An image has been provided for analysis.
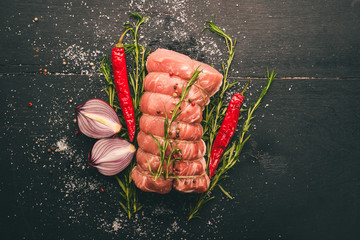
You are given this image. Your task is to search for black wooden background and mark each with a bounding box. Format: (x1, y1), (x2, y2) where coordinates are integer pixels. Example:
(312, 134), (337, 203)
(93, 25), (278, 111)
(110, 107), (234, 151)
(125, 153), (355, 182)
(1, 0), (360, 239)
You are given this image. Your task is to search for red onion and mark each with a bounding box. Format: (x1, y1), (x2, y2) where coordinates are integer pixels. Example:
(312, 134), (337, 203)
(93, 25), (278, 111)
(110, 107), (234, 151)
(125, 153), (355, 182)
(76, 99), (121, 139)
(89, 138), (136, 176)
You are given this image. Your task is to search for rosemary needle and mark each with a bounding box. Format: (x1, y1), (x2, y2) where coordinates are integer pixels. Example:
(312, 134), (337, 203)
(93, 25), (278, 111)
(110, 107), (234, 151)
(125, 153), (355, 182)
(188, 16), (276, 220)
(99, 12), (149, 219)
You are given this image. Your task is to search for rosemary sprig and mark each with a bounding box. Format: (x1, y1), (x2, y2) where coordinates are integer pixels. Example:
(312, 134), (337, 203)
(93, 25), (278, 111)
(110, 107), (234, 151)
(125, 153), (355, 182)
(201, 16), (239, 167)
(150, 69), (202, 180)
(98, 57), (117, 108)
(188, 69), (276, 220)
(115, 163), (142, 219)
(99, 12), (149, 219)
(188, 16), (275, 220)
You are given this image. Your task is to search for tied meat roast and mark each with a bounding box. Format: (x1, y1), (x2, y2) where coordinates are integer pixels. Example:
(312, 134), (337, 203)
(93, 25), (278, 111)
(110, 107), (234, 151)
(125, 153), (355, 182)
(131, 49), (223, 193)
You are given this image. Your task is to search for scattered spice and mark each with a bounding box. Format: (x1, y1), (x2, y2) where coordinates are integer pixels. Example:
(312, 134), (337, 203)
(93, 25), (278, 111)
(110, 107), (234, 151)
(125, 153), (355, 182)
(191, 102), (195, 106)
(188, 99), (192, 103)
(69, 99), (73, 103)
(100, 188), (105, 193)
(172, 93), (177, 97)
(47, 149), (51, 152)
(43, 69), (48, 75)
(28, 102), (33, 107)
(89, 62), (94, 66)
(34, 17), (38, 22)
(35, 141), (39, 144)
(49, 170), (53, 175)
(51, 147), (55, 151)
(173, 85), (177, 89)
(156, 110), (160, 114)
(75, 130), (79, 135)
(73, 118), (77, 123)
(62, 61), (67, 65)
(169, 72), (174, 76)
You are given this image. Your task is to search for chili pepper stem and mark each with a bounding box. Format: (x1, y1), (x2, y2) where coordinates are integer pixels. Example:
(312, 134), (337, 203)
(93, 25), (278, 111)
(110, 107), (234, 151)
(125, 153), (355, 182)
(240, 77), (251, 95)
(114, 28), (133, 48)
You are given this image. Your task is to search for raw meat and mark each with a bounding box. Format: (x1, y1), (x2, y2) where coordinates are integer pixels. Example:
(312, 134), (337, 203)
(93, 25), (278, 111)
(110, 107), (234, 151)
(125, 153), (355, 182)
(144, 72), (210, 107)
(139, 114), (203, 141)
(140, 92), (202, 123)
(136, 148), (173, 174)
(131, 165), (172, 194)
(137, 131), (206, 161)
(173, 174), (210, 193)
(131, 48), (223, 194)
(173, 158), (206, 176)
(146, 49), (223, 97)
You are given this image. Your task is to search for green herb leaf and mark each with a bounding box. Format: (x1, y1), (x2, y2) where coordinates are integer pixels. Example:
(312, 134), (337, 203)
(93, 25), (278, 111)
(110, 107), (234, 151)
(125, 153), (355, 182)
(188, 16), (275, 220)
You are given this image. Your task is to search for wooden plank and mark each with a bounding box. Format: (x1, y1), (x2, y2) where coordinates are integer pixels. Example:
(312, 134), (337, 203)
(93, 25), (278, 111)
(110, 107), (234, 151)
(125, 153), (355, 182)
(1, 74), (359, 239)
(0, 0), (359, 77)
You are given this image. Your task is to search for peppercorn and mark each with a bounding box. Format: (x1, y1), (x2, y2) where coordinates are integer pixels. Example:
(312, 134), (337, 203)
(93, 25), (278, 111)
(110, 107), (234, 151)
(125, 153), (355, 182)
(176, 133), (179, 138)
(156, 110), (160, 114)
(174, 85), (177, 89)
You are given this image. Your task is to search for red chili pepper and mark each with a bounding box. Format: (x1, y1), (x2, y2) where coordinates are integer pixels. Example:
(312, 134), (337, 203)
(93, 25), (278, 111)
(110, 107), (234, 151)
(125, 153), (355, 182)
(111, 29), (136, 142)
(208, 79), (250, 178)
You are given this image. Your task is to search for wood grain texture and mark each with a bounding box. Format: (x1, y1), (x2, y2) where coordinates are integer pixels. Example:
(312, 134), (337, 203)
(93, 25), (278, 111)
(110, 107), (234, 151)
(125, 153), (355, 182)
(0, 0), (359, 77)
(1, 0), (360, 239)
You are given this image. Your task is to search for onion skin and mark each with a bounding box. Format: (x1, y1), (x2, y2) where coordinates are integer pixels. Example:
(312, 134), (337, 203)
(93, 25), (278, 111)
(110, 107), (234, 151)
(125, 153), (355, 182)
(75, 99), (121, 139)
(89, 138), (136, 176)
